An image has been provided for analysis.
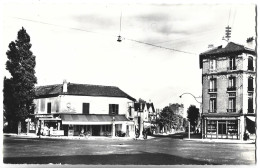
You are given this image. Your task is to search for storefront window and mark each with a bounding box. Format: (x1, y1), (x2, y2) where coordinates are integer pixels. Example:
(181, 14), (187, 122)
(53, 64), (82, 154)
(227, 120), (238, 139)
(206, 120), (217, 136)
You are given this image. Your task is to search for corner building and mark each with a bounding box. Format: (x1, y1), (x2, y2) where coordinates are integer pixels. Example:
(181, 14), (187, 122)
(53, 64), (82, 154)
(199, 42), (256, 140)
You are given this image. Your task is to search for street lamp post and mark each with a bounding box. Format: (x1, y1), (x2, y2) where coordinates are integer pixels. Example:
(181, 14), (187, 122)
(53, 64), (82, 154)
(179, 93), (202, 139)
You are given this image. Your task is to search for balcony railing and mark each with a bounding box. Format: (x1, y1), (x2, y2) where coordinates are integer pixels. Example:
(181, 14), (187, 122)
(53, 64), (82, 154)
(208, 88), (217, 93)
(227, 87), (236, 92)
(227, 109), (236, 113)
(248, 67), (254, 71)
(208, 109), (217, 113)
(228, 66), (237, 70)
(248, 87), (254, 92)
(248, 109), (254, 113)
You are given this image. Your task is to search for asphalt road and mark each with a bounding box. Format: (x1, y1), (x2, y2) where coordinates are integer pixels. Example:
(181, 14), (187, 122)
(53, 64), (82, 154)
(3, 134), (256, 165)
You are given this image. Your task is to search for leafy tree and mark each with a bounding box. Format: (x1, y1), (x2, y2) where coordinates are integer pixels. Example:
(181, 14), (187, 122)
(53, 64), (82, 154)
(3, 27), (37, 133)
(187, 105), (200, 131)
(155, 106), (183, 132)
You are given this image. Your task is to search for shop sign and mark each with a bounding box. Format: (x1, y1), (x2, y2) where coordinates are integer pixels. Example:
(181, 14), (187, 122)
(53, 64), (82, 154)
(36, 114), (53, 118)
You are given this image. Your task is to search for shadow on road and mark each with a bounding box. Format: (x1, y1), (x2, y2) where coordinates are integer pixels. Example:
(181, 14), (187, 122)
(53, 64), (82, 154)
(152, 132), (202, 139)
(4, 152), (216, 165)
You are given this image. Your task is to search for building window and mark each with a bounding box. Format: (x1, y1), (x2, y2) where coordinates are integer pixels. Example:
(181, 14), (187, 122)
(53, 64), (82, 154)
(209, 98), (217, 113)
(227, 98), (236, 112)
(47, 102), (51, 114)
(229, 57), (236, 70)
(248, 97), (254, 113)
(227, 77), (236, 91)
(248, 56), (254, 71)
(128, 106), (132, 118)
(209, 78), (217, 92)
(82, 103), (90, 114)
(248, 77), (254, 92)
(109, 104), (119, 115)
(209, 59), (216, 70)
(102, 125), (111, 132)
(206, 120), (217, 135)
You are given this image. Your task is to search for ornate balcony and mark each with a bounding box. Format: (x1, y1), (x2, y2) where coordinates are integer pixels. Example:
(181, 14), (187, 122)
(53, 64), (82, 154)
(208, 109), (217, 113)
(248, 87), (254, 92)
(227, 87), (236, 92)
(227, 109), (236, 113)
(208, 88), (217, 93)
(227, 66), (237, 70)
(248, 109), (254, 114)
(248, 67), (254, 71)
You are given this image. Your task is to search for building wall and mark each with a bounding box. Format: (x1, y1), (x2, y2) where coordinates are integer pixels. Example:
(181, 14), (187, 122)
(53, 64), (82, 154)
(34, 95), (132, 116)
(201, 50), (256, 139)
(34, 96), (61, 114)
(201, 53), (256, 115)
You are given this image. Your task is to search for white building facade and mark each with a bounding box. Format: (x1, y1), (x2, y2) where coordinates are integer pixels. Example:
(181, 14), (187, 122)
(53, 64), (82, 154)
(31, 81), (136, 138)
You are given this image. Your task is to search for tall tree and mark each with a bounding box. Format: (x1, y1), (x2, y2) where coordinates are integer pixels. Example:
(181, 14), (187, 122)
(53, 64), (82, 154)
(187, 105), (200, 131)
(156, 106), (183, 132)
(4, 27), (37, 133)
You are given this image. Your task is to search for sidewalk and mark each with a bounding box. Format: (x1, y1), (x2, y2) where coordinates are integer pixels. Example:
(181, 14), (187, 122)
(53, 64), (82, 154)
(3, 133), (154, 141)
(183, 137), (255, 144)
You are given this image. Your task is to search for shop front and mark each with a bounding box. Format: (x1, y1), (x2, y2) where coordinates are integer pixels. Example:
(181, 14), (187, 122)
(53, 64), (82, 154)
(203, 116), (241, 139)
(34, 114), (63, 136)
(60, 114), (135, 137)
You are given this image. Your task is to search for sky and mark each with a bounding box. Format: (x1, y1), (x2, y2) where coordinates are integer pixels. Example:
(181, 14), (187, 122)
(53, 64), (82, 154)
(0, 0), (257, 114)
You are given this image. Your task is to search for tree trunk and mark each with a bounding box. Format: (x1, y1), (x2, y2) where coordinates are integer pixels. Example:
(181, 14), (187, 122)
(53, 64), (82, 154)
(18, 121), (21, 134)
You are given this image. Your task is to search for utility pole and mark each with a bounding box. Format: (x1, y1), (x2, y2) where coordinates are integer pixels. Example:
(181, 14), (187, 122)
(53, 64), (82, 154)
(225, 26), (232, 41)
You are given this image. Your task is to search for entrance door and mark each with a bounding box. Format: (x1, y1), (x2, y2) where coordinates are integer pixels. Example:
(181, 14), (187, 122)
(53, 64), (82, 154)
(218, 122), (227, 138)
(92, 125), (100, 136)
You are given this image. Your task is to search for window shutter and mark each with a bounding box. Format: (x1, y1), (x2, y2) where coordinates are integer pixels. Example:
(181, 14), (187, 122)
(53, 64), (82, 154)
(116, 105), (119, 115)
(109, 104), (112, 115)
(47, 102), (51, 114)
(248, 98), (253, 112)
(83, 103), (89, 114)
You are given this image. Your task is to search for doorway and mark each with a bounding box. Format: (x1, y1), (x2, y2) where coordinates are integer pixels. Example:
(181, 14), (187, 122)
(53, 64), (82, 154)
(218, 122), (227, 138)
(92, 125), (100, 136)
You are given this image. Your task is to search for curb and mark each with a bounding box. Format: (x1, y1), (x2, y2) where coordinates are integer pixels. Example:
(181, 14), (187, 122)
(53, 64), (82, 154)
(4, 133), (155, 141)
(183, 138), (255, 144)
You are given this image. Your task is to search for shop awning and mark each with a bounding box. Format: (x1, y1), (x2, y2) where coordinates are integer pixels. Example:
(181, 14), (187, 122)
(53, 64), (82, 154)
(39, 118), (61, 121)
(246, 116), (255, 122)
(60, 114), (129, 125)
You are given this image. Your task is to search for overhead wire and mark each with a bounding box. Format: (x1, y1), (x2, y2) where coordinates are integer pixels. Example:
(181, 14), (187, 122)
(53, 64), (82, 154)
(10, 16), (197, 55)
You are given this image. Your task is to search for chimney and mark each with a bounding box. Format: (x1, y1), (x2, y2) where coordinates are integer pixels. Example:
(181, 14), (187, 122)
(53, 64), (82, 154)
(208, 44), (214, 49)
(246, 37), (255, 50)
(63, 80), (67, 93)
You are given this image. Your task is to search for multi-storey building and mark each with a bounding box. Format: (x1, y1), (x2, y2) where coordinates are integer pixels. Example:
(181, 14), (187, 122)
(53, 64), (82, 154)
(199, 42), (256, 140)
(30, 80), (136, 138)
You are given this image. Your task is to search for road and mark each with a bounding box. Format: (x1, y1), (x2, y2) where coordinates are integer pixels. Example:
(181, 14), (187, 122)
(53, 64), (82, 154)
(3, 134), (255, 165)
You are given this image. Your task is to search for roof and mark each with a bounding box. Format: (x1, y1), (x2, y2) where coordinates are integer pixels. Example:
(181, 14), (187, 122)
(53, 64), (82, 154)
(35, 83), (136, 101)
(199, 42), (256, 69)
(60, 114), (129, 125)
(146, 103), (155, 113)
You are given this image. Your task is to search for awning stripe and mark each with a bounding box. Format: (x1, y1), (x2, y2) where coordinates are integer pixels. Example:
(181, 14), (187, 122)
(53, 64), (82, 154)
(60, 114), (129, 125)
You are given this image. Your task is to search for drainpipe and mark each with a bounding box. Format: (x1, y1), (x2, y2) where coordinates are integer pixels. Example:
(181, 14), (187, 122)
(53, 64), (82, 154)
(112, 116), (115, 138)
